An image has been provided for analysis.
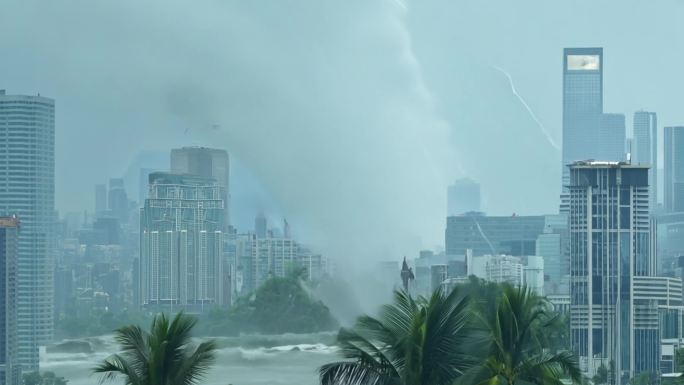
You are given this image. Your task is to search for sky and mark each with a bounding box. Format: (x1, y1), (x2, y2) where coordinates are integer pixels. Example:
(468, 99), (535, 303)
(1, 0), (683, 262)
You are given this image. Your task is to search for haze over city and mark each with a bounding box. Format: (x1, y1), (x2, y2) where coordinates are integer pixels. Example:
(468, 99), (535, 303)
(2, 1), (684, 385)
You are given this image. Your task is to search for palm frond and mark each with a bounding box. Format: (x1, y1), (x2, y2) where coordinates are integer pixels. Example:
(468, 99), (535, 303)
(173, 340), (218, 385)
(93, 353), (142, 385)
(319, 361), (395, 385)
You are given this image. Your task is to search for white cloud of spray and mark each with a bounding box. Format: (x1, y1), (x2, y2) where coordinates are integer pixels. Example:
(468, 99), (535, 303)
(0, 0), (456, 268)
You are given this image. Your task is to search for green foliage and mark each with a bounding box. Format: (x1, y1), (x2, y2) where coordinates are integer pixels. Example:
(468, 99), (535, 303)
(470, 284), (582, 385)
(629, 372), (652, 385)
(23, 371), (68, 385)
(198, 275), (338, 336)
(592, 363), (608, 385)
(319, 288), (474, 385)
(320, 284), (582, 385)
(93, 312), (217, 385)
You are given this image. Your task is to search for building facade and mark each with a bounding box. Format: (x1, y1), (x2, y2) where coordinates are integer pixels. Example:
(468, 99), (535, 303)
(447, 178), (481, 216)
(598, 113), (626, 162)
(140, 173), (227, 312)
(0, 217), (20, 385)
(664, 126), (684, 213)
(562, 48), (603, 191)
(445, 213), (545, 257)
(171, 147), (230, 226)
(569, 161), (655, 382)
(633, 111), (658, 212)
(0, 90), (55, 370)
(470, 254), (524, 287)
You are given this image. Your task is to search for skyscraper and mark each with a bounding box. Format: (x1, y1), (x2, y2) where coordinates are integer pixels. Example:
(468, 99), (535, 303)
(0, 90), (55, 370)
(0, 217), (20, 385)
(633, 111), (657, 212)
(170, 147), (230, 226)
(108, 178), (129, 224)
(597, 113), (626, 162)
(140, 172), (227, 311)
(664, 126), (684, 212)
(562, 48), (603, 190)
(94, 184), (107, 217)
(447, 178), (481, 216)
(445, 213), (546, 257)
(254, 213), (267, 238)
(569, 161), (656, 381)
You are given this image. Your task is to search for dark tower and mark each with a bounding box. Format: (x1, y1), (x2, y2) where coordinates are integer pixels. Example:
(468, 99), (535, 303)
(400, 257), (414, 292)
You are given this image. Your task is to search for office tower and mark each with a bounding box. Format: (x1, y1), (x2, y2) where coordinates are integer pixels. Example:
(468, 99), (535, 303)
(445, 213), (545, 257)
(536, 231), (560, 279)
(171, 147), (230, 226)
(0, 217), (20, 385)
(254, 213), (267, 238)
(569, 161), (656, 381)
(430, 264), (448, 293)
(447, 178), (481, 216)
(664, 126), (684, 212)
(562, 48), (603, 191)
(108, 178), (129, 223)
(140, 172), (227, 311)
(536, 214), (570, 294)
(524, 256), (544, 295)
(95, 184), (107, 218)
(598, 113), (626, 161)
(633, 111), (658, 212)
(0, 90), (55, 370)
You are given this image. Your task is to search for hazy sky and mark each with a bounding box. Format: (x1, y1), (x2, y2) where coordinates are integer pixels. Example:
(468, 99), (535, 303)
(1, 0), (683, 261)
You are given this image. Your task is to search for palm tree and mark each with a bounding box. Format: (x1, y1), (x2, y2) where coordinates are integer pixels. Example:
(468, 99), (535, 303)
(94, 312), (217, 385)
(469, 284), (582, 385)
(319, 288), (474, 385)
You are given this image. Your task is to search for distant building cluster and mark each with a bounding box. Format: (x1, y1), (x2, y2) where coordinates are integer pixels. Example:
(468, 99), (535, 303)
(4, 44), (684, 385)
(392, 48), (684, 385)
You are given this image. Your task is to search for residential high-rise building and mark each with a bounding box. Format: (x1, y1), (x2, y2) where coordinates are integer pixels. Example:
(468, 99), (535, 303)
(470, 254), (524, 287)
(95, 184), (107, 218)
(140, 172), (227, 312)
(0, 217), (20, 385)
(633, 111), (658, 212)
(447, 178), (481, 216)
(138, 168), (156, 206)
(170, 147), (229, 226)
(0, 90), (55, 370)
(598, 113), (626, 162)
(445, 213), (545, 257)
(562, 48), (603, 191)
(233, 234), (298, 293)
(664, 126), (684, 213)
(569, 161), (656, 382)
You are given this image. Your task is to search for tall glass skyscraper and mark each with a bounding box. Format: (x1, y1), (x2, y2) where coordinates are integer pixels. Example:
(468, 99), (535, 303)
(0, 90), (54, 370)
(0, 217), (20, 385)
(562, 48), (603, 191)
(598, 113), (626, 162)
(633, 112), (658, 212)
(664, 126), (684, 213)
(569, 161), (656, 383)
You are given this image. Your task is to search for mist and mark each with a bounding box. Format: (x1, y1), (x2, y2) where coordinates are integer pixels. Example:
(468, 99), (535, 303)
(2, 0), (683, 263)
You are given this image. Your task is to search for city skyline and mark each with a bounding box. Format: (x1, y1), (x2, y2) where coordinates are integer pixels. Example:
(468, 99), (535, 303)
(4, 1), (684, 266)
